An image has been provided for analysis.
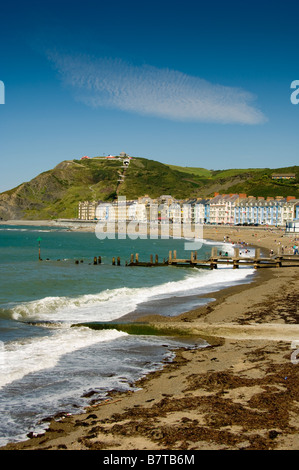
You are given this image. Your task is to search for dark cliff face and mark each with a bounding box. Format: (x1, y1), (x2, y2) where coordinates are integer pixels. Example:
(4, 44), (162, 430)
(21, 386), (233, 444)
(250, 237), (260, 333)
(0, 191), (26, 220)
(0, 160), (101, 220)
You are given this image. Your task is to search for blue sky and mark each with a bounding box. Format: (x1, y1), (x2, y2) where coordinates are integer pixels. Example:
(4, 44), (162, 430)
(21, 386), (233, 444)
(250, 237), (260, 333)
(0, 0), (299, 192)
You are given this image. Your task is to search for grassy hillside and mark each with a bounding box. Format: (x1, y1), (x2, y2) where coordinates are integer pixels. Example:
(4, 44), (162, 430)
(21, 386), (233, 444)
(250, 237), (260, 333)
(117, 157), (204, 199)
(0, 157), (205, 219)
(0, 156), (298, 220)
(167, 165), (212, 178)
(0, 159), (121, 220)
(165, 164), (299, 199)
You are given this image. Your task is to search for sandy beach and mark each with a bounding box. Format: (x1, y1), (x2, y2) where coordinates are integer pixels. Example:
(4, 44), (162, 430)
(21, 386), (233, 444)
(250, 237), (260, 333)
(1, 224), (299, 450)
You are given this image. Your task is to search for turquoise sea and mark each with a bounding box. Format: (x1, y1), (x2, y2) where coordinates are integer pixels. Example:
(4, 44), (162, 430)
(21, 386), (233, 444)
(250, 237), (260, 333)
(0, 225), (255, 446)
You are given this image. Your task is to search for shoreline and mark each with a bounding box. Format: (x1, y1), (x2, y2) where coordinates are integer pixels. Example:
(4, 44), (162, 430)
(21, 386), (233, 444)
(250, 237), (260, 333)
(0, 217), (297, 252)
(1, 224), (299, 450)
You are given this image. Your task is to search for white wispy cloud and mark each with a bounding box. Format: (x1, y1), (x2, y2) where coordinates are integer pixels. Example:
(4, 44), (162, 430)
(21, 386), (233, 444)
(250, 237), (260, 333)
(48, 52), (266, 125)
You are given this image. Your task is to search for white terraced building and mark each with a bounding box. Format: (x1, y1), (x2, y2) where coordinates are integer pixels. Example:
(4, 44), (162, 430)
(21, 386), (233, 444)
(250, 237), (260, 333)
(208, 194), (241, 225)
(78, 194), (299, 228)
(234, 197), (299, 226)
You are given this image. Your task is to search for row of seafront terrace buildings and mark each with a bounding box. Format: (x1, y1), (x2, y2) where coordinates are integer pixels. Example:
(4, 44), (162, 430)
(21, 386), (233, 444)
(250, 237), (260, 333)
(78, 193), (299, 231)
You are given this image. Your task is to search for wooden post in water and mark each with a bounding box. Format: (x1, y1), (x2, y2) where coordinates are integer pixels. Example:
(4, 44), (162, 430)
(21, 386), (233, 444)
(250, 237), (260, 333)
(93, 256), (98, 265)
(275, 246), (282, 268)
(155, 254), (159, 264)
(117, 257), (121, 266)
(112, 257), (115, 265)
(135, 253), (139, 264)
(150, 254), (153, 265)
(210, 247), (218, 269)
(130, 254), (134, 264)
(173, 250), (177, 261)
(233, 247), (239, 269)
(190, 252), (194, 263)
(37, 237), (42, 261)
(168, 251), (172, 264)
(254, 248), (261, 269)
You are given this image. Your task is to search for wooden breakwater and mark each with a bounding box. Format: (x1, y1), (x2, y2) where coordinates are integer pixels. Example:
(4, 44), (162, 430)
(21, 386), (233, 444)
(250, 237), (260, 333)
(41, 247), (299, 269)
(90, 247), (299, 269)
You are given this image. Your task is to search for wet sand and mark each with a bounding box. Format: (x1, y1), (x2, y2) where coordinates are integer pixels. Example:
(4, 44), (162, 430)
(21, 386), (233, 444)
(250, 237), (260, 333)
(1, 225), (299, 450)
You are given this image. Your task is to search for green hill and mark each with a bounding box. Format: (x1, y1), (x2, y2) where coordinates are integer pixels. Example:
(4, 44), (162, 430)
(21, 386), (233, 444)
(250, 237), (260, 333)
(0, 156), (298, 220)
(165, 164), (299, 199)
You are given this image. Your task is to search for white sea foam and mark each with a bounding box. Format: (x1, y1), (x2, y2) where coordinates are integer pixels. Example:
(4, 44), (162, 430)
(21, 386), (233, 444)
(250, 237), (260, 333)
(0, 232), (257, 445)
(0, 245), (255, 389)
(0, 327), (126, 389)
(0, 228), (67, 232)
(8, 264), (255, 324)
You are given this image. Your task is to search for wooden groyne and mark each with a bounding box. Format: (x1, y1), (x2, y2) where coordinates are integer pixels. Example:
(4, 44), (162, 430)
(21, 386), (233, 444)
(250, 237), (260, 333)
(78, 247), (298, 269)
(124, 247), (299, 269)
(42, 247), (299, 269)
